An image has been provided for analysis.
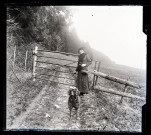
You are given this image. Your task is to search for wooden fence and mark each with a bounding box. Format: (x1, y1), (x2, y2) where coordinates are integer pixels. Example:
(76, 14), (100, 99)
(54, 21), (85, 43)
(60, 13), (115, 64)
(82, 70), (145, 102)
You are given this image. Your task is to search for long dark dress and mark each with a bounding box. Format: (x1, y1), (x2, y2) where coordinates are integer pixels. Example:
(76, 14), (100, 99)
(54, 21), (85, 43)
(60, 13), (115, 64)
(76, 53), (92, 94)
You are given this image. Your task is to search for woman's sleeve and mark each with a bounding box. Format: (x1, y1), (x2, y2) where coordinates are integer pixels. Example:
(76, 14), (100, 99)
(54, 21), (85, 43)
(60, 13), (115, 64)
(76, 58), (79, 71)
(86, 54), (92, 66)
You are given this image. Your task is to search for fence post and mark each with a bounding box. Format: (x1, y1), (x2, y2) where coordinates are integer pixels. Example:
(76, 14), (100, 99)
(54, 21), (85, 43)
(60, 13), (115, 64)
(92, 61), (97, 87)
(119, 85), (128, 104)
(95, 61), (101, 85)
(13, 45), (16, 71)
(33, 46), (38, 81)
(120, 76), (130, 104)
(25, 50), (28, 71)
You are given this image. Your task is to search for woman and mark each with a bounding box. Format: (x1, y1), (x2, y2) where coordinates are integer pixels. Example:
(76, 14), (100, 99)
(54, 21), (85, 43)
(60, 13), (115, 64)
(75, 47), (92, 96)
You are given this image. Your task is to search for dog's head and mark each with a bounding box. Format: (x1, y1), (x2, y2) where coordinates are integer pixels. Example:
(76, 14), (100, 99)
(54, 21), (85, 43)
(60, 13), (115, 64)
(68, 86), (80, 96)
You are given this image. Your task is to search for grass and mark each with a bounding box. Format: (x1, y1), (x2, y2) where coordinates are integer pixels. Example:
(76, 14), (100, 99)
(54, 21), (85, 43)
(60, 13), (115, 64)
(6, 66), (54, 128)
(87, 62), (145, 132)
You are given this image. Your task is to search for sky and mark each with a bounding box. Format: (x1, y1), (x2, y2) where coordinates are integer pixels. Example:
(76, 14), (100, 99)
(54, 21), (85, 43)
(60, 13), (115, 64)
(69, 6), (146, 70)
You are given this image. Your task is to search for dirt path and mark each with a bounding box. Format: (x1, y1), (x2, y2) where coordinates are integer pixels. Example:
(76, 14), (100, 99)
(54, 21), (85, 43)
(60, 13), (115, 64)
(10, 67), (82, 130)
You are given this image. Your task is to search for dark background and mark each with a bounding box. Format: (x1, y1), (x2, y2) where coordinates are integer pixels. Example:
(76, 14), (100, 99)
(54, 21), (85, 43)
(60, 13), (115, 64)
(0, 0), (149, 135)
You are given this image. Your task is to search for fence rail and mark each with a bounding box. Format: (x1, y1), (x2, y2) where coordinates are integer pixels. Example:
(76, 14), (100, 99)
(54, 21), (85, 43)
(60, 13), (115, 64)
(34, 77), (75, 86)
(81, 70), (143, 89)
(35, 66), (75, 74)
(35, 73), (75, 80)
(36, 54), (78, 62)
(37, 49), (79, 56)
(36, 60), (76, 68)
(94, 86), (145, 100)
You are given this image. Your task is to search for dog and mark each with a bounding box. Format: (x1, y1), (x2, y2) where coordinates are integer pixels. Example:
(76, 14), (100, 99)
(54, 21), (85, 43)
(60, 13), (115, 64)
(68, 86), (80, 120)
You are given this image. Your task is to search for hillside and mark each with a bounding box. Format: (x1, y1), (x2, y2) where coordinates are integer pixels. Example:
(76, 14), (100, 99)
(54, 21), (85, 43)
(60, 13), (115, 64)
(92, 48), (115, 65)
(65, 29), (115, 65)
(89, 48), (146, 85)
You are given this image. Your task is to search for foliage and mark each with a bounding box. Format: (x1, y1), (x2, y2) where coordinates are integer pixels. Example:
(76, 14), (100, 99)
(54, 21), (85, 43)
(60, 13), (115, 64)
(7, 6), (72, 73)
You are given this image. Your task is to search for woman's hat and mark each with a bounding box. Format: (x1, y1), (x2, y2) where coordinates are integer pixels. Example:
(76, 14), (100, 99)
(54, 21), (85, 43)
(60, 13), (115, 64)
(78, 47), (85, 53)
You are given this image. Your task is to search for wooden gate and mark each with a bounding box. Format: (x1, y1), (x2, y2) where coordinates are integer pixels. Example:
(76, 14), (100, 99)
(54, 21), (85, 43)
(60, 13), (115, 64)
(32, 46), (79, 87)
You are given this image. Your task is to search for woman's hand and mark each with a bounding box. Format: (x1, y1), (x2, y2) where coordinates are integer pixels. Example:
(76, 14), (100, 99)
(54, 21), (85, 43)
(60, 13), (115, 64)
(81, 64), (86, 67)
